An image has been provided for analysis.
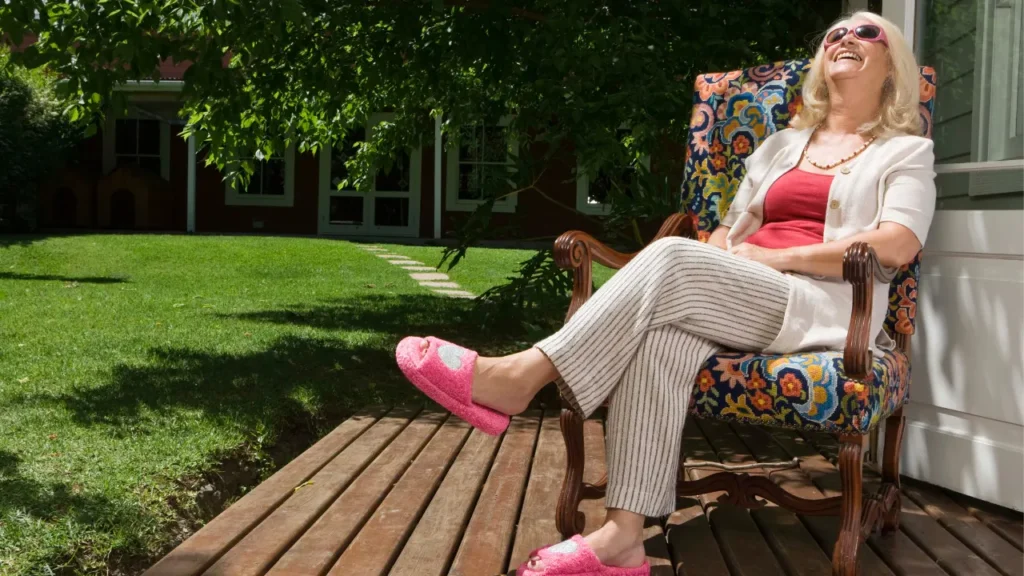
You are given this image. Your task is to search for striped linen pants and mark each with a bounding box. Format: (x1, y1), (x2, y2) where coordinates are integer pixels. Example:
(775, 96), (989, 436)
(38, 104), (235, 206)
(535, 236), (791, 516)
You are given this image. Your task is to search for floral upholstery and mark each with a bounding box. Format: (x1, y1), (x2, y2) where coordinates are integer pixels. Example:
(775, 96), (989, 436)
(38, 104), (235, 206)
(692, 349), (911, 434)
(680, 59), (936, 434)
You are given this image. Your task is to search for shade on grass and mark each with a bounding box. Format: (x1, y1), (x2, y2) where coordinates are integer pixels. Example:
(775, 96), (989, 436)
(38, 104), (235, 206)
(0, 234), (557, 574)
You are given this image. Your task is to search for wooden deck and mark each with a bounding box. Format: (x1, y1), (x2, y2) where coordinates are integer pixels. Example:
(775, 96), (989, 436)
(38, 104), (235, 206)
(146, 407), (1024, 576)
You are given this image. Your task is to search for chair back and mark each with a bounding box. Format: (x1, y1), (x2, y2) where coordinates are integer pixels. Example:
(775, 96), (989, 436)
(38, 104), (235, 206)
(680, 59), (936, 340)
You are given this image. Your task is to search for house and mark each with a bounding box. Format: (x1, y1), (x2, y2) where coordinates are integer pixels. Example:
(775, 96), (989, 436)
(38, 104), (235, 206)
(36, 55), (655, 242)
(31, 0), (1024, 512)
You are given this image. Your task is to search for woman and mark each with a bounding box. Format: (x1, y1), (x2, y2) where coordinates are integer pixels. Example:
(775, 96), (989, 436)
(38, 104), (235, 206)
(396, 11), (935, 576)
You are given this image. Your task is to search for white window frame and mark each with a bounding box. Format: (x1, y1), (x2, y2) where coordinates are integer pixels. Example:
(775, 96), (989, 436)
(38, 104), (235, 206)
(445, 115), (519, 213)
(906, 0), (1024, 197)
(575, 125), (651, 215)
(103, 112), (171, 181)
(224, 145), (296, 208)
(317, 113), (422, 236)
(970, 0), (1023, 165)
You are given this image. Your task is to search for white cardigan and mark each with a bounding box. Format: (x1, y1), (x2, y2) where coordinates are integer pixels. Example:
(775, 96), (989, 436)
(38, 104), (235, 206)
(722, 128), (937, 355)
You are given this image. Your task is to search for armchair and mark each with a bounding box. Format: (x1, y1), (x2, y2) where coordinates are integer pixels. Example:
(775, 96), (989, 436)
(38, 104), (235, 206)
(552, 59), (936, 576)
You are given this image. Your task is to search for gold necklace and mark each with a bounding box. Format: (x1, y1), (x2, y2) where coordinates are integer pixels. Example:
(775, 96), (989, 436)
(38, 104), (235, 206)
(803, 130), (876, 171)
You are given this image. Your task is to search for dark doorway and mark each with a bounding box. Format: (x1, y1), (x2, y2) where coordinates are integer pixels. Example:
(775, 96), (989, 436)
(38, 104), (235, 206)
(52, 187), (77, 228)
(110, 189), (136, 229)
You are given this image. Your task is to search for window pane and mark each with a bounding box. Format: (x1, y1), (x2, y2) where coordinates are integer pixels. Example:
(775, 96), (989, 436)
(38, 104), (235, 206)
(375, 150), (410, 192)
(459, 125), (483, 162)
(458, 163), (482, 200)
(262, 159), (286, 195)
(137, 120), (161, 155)
(330, 196), (364, 225)
(331, 128), (365, 190)
(589, 173), (611, 205)
(243, 164), (262, 195)
(479, 164), (513, 201)
(374, 197), (409, 227)
(115, 119), (137, 155)
(590, 165), (636, 205)
(920, 0), (1024, 164)
(139, 156), (162, 176)
(483, 126), (509, 162)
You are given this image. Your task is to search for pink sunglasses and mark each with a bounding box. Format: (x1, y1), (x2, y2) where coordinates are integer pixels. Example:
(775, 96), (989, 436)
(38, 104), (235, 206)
(823, 24), (889, 48)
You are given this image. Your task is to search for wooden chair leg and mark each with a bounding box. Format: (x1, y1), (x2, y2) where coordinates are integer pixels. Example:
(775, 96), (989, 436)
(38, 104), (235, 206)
(881, 407), (906, 533)
(556, 405), (586, 538)
(833, 433), (864, 576)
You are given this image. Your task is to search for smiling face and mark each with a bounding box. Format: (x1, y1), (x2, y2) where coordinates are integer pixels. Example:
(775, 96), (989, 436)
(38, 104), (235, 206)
(823, 18), (891, 94)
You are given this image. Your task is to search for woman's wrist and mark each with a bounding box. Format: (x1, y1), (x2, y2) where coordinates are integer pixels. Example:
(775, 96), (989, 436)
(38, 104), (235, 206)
(776, 246), (806, 272)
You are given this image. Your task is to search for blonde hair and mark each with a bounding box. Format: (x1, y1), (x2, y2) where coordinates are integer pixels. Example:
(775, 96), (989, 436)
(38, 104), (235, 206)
(792, 11), (922, 137)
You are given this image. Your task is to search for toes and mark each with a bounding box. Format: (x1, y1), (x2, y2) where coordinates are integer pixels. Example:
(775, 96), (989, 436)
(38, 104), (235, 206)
(419, 339), (430, 358)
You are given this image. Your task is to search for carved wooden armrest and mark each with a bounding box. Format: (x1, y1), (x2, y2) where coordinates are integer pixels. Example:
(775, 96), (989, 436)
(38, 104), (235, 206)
(842, 242), (881, 381)
(553, 213), (696, 320)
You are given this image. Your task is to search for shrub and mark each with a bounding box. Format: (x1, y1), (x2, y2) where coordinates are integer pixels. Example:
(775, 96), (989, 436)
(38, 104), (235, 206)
(0, 47), (77, 231)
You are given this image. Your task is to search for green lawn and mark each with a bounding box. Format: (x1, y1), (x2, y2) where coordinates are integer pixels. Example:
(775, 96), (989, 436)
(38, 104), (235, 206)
(0, 234), (580, 575)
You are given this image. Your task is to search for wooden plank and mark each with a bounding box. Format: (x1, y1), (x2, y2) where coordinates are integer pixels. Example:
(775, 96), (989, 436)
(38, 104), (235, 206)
(325, 418), (471, 575)
(144, 408), (386, 576)
(197, 407), (417, 576)
(669, 420), (732, 576)
(799, 431), (1007, 576)
(698, 421), (832, 576)
(903, 480), (1024, 576)
(689, 419), (787, 576)
(643, 518), (674, 576)
(263, 411), (446, 576)
(580, 418), (607, 535)
(737, 425), (896, 576)
(900, 492), (1004, 576)
(949, 492), (1024, 552)
(666, 496), (730, 576)
(769, 429), (948, 576)
(449, 412), (541, 576)
(509, 410), (568, 570)
(388, 428), (503, 576)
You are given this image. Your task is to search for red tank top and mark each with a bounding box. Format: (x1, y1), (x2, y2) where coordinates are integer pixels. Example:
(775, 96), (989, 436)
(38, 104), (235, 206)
(744, 168), (833, 249)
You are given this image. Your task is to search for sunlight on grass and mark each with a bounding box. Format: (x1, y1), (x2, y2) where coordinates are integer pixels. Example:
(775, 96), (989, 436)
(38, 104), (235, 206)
(0, 234), (536, 574)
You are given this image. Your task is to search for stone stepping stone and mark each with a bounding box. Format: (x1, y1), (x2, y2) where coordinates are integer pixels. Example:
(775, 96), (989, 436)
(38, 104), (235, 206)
(387, 260), (424, 266)
(402, 266), (437, 272)
(433, 289), (475, 299)
(361, 246), (386, 251)
(376, 254), (407, 259)
(410, 272), (450, 282)
(419, 281), (461, 289)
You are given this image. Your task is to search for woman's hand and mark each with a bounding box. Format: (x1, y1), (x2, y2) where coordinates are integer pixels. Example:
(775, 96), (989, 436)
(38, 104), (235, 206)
(729, 243), (789, 271)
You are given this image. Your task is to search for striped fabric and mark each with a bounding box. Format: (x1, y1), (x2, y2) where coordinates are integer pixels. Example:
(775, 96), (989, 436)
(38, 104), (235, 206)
(536, 237), (790, 515)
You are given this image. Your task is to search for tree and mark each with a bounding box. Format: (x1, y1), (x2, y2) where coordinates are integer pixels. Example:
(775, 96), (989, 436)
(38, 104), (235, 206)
(0, 46), (78, 231)
(2, 0), (837, 309)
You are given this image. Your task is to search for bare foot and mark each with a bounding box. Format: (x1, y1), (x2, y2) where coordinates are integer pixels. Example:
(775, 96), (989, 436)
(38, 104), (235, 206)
(417, 340), (556, 416)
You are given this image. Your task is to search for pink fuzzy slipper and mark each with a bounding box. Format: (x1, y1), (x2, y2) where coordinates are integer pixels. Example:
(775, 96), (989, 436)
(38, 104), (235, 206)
(517, 535), (650, 575)
(395, 336), (510, 436)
